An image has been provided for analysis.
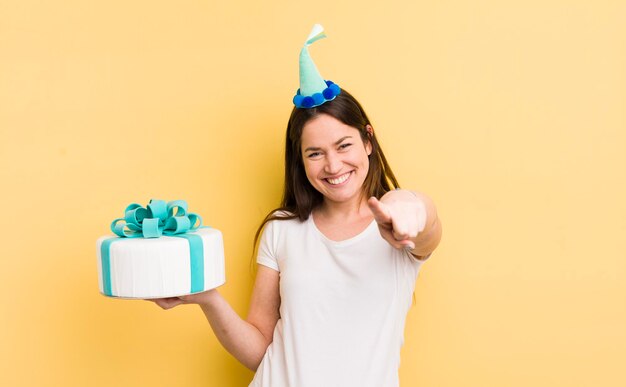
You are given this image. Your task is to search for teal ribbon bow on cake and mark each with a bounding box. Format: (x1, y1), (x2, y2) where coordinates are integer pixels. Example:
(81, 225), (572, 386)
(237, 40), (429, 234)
(100, 199), (207, 297)
(111, 199), (202, 238)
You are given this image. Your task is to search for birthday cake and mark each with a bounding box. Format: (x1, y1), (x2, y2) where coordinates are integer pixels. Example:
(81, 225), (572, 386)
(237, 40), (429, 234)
(96, 200), (225, 299)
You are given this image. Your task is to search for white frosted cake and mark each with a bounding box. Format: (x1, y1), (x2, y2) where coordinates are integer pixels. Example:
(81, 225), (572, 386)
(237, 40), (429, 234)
(96, 227), (225, 299)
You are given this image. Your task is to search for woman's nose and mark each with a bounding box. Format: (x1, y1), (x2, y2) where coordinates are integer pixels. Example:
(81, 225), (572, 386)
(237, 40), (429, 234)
(324, 153), (342, 174)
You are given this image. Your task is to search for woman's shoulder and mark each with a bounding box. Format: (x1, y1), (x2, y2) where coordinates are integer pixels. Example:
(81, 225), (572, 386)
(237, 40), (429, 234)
(258, 211), (309, 249)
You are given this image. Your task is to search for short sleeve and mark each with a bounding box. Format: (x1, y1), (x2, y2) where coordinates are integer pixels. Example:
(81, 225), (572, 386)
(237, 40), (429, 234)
(256, 220), (280, 272)
(403, 249), (429, 275)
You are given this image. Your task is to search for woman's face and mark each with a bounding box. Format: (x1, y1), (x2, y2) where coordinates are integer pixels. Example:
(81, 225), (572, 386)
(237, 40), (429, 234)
(300, 113), (372, 206)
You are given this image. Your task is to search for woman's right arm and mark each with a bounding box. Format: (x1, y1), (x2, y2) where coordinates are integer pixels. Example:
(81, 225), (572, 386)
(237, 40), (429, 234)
(153, 264), (280, 371)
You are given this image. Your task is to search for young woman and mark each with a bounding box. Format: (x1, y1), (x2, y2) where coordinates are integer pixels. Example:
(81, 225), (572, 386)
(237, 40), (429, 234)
(154, 89), (442, 386)
(154, 25), (441, 386)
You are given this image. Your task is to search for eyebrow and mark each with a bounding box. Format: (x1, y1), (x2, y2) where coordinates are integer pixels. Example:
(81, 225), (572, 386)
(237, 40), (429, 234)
(303, 136), (353, 152)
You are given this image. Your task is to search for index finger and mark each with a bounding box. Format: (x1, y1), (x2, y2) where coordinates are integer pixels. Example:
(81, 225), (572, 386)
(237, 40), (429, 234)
(367, 197), (392, 225)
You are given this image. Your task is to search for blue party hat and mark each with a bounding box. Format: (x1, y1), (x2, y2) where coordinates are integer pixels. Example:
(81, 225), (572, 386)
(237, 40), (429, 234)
(293, 24), (341, 109)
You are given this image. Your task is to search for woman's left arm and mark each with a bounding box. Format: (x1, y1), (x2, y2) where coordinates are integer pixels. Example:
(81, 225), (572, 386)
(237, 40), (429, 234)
(367, 189), (442, 260)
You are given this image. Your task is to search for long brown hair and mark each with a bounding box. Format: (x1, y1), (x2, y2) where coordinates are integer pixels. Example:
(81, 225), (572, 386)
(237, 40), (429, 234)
(253, 89), (400, 248)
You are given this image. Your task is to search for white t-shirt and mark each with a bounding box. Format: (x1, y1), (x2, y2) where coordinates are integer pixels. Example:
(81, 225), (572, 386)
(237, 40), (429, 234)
(249, 214), (425, 387)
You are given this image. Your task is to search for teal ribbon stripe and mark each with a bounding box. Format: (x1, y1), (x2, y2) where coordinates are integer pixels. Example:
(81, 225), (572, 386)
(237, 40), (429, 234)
(100, 237), (116, 296)
(100, 199), (206, 297)
(176, 233), (205, 293)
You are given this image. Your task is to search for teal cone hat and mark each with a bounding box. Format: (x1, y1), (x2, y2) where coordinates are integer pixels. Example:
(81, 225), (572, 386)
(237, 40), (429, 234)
(293, 24), (341, 109)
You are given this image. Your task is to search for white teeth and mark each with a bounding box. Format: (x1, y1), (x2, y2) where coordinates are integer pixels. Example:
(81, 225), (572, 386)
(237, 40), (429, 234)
(327, 172), (350, 185)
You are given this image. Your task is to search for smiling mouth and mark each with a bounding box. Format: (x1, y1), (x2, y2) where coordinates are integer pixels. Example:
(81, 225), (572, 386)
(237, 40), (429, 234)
(325, 172), (351, 185)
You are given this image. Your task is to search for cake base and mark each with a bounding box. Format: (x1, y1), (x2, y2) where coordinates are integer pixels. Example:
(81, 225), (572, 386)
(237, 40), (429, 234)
(96, 228), (225, 299)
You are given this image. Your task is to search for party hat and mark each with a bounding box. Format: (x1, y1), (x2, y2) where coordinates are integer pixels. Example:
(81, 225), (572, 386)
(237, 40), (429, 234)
(293, 24), (341, 109)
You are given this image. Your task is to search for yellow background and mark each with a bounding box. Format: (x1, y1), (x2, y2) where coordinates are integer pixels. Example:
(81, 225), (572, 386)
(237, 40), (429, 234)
(1, 1), (624, 386)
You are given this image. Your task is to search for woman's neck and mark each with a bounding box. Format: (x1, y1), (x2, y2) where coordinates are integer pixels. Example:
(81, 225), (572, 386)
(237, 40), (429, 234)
(315, 196), (372, 224)
(311, 196), (375, 242)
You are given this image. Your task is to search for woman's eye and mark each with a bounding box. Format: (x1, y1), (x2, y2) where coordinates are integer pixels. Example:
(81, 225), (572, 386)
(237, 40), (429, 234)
(307, 152), (321, 158)
(339, 143), (352, 150)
